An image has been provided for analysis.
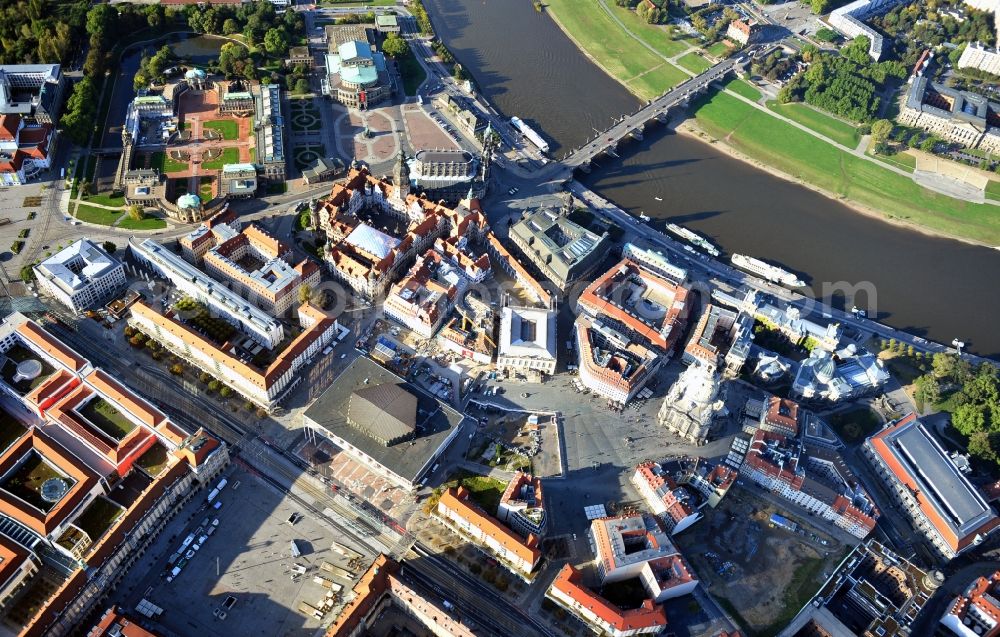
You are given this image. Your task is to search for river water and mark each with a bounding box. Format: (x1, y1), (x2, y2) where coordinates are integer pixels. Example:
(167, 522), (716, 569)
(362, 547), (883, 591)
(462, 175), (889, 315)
(424, 0), (1000, 358)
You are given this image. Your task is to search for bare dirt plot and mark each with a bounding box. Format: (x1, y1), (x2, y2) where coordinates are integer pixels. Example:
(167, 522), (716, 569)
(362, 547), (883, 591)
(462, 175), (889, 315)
(675, 487), (848, 636)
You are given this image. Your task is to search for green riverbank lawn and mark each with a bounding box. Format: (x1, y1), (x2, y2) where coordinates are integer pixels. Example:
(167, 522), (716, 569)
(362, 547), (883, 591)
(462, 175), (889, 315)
(544, 0), (688, 100)
(677, 52), (713, 74)
(767, 101), (860, 148)
(692, 89), (1000, 245)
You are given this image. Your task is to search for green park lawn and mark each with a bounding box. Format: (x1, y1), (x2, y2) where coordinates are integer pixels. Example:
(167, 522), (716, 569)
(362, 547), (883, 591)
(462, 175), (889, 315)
(74, 497), (124, 541)
(203, 119), (239, 141)
(767, 101), (860, 148)
(677, 52), (713, 74)
(986, 180), (1000, 201)
(398, 46), (428, 96)
(705, 40), (734, 57)
(150, 151), (188, 173)
(202, 147), (239, 170)
(74, 204), (123, 226)
(117, 216), (167, 230)
(723, 77), (762, 102)
(599, 0), (691, 59)
(83, 192), (125, 207)
(691, 89), (1000, 245)
(868, 148), (917, 173)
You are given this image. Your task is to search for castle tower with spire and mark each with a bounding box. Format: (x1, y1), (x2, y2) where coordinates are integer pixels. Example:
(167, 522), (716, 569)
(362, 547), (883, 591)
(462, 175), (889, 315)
(393, 150), (409, 203)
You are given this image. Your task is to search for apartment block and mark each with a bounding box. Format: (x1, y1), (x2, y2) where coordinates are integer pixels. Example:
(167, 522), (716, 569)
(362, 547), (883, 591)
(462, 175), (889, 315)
(129, 302), (340, 412)
(436, 486), (541, 578)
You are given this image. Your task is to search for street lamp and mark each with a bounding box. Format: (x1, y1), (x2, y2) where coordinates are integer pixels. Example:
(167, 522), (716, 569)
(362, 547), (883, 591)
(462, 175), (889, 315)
(952, 338), (965, 356)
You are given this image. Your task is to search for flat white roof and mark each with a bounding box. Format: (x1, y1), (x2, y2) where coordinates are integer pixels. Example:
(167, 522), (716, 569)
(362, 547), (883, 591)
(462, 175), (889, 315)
(499, 306), (556, 360)
(35, 239), (121, 294)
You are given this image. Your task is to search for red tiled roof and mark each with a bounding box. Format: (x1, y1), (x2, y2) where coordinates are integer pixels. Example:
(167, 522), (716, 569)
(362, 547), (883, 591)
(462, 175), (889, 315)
(0, 430), (100, 536)
(439, 487), (541, 567)
(325, 555), (396, 636)
(16, 321), (87, 372)
(578, 259), (689, 351)
(550, 564), (668, 632)
(0, 115), (20, 141)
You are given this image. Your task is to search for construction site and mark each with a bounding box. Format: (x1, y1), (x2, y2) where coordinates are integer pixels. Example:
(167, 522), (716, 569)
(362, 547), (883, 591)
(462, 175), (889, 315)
(675, 485), (850, 636)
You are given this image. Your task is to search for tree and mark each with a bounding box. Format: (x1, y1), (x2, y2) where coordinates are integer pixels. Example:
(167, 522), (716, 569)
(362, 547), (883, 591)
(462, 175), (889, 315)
(932, 352), (959, 380)
(170, 363), (184, 375)
(968, 430), (997, 462)
(207, 379), (221, 392)
(199, 371), (212, 384)
(222, 18), (240, 35)
(914, 374), (941, 408)
(220, 386), (232, 398)
(128, 204), (145, 221)
(298, 283), (315, 306)
(263, 27), (290, 56)
(382, 33), (408, 59)
(920, 136), (938, 153)
(294, 78), (309, 94)
(218, 42), (253, 79)
(870, 119), (894, 145)
(102, 241), (117, 254)
(954, 403), (988, 436)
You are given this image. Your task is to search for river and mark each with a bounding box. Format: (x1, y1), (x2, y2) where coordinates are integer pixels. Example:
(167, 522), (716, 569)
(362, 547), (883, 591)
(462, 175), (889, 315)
(424, 0), (1000, 358)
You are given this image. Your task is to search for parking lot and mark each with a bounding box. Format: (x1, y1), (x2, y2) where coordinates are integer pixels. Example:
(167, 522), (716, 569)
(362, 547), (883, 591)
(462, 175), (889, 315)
(115, 467), (371, 636)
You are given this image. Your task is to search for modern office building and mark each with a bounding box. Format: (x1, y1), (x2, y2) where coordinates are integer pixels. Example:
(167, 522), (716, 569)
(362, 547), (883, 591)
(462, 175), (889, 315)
(0, 64), (67, 125)
(302, 356), (468, 490)
(828, 0), (904, 59)
(509, 208), (609, 291)
(437, 486), (541, 578)
(864, 414), (1000, 559)
(0, 313), (228, 637)
(34, 240), (126, 314)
